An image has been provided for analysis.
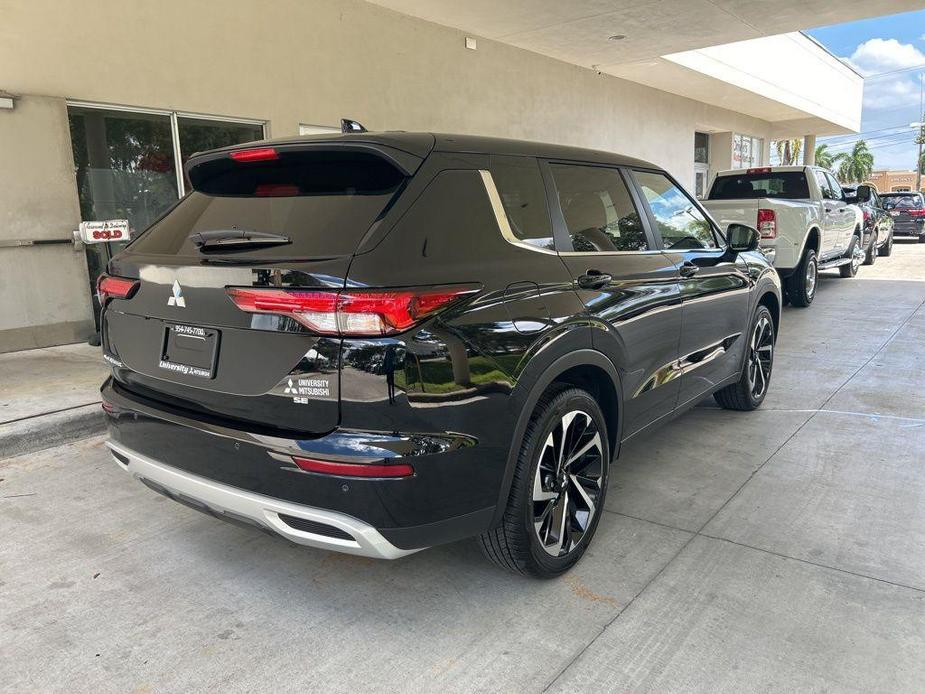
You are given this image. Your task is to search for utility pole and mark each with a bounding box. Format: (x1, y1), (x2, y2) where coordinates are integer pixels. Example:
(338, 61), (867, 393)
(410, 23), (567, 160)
(916, 75), (924, 193)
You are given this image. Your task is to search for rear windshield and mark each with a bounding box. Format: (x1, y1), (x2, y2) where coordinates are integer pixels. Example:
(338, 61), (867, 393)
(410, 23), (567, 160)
(128, 150), (405, 257)
(708, 172), (810, 200)
(881, 194), (924, 209)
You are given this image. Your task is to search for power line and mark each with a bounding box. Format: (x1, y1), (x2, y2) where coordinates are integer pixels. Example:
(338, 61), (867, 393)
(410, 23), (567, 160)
(861, 63), (925, 80)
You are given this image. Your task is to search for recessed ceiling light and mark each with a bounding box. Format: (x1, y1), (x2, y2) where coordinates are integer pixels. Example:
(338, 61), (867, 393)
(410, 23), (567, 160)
(608, 34), (626, 41)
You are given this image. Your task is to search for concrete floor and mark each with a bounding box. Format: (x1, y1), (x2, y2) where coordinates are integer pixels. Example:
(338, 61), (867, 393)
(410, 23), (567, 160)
(3, 241), (925, 693)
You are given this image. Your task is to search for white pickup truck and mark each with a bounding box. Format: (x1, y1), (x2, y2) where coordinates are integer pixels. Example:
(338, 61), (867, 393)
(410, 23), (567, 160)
(703, 166), (864, 307)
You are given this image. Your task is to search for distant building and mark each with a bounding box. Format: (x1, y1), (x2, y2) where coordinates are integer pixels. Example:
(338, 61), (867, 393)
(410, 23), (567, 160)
(867, 170), (925, 193)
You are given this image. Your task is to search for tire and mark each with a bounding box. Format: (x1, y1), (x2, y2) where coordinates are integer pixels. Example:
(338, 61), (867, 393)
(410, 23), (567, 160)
(839, 234), (861, 278)
(863, 233), (877, 265)
(878, 231), (893, 257)
(479, 386), (610, 578)
(918, 235), (925, 244)
(785, 248), (817, 307)
(714, 305), (775, 411)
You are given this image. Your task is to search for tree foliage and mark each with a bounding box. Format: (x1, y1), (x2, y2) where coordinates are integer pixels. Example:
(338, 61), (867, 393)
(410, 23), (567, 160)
(837, 141), (874, 184)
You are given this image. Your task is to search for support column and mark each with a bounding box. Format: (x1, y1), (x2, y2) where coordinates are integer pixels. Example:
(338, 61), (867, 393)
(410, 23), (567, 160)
(803, 135), (816, 166)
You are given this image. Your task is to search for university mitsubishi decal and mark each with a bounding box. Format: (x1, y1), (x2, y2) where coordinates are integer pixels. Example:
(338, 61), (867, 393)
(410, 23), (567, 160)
(167, 279), (186, 308)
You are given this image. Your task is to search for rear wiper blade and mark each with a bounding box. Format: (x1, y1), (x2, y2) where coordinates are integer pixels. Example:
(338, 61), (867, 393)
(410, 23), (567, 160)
(190, 229), (291, 252)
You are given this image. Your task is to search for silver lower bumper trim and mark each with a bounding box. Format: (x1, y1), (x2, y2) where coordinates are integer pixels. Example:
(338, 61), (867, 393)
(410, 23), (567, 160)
(106, 441), (419, 560)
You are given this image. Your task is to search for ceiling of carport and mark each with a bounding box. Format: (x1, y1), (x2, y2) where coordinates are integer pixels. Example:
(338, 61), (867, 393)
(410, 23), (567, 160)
(366, 0), (924, 68)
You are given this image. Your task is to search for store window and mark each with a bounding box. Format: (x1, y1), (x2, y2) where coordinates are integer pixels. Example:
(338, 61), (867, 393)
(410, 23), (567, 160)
(67, 103), (265, 333)
(732, 133), (763, 169)
(694, 132), (710, 199)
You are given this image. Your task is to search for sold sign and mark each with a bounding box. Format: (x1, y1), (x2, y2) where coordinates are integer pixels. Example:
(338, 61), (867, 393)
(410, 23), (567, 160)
(78, 220), (131, 244)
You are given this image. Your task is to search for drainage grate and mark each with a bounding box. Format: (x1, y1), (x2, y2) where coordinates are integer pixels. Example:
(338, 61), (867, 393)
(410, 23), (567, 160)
(277, 514), (355, 541)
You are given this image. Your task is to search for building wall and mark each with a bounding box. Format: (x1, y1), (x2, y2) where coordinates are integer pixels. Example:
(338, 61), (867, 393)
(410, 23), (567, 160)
(0, 95), (94, 351)
(867, 171), (925, 193)
(0, 0), (776, 351)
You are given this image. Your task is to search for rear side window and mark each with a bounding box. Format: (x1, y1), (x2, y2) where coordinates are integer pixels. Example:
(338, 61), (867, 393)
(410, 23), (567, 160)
(882, 194), (924, 209)
(129, 150), (405, 257)
(489, 155), (554, 251)
(549, 163), (648, 252)
(709, 172), (810, 200)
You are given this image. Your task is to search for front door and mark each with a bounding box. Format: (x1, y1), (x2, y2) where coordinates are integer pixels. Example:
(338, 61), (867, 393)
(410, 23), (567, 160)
(543, 161), (683, 437)
(631, 169), (750, 408)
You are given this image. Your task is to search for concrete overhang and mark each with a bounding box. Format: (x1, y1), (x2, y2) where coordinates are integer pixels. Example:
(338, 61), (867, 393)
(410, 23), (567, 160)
(608, 33), (863, 136)
(368, 0), (921, 134)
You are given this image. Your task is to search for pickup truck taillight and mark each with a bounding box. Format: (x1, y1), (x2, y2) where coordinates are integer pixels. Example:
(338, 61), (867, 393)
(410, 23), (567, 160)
(756, 209), (777, 239)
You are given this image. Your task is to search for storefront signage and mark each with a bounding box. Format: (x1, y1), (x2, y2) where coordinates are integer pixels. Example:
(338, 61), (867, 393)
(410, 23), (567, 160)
(78, 220), (131, 244)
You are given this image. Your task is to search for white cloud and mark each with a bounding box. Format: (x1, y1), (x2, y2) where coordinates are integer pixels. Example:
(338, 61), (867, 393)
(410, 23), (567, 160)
(844, 38), (925, 76)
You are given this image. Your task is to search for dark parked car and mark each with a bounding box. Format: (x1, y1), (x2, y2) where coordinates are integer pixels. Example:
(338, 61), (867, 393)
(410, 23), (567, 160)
(98, 132), (781, 577)
(843, 183), (894, 262)
(880, 191), (925, 241)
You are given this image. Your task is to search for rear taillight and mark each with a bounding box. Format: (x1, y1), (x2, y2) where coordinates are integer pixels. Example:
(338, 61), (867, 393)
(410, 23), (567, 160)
(757, 208), (777, 239)
(863, 209), (871, 223)
(229, 147), (278, 162)
(908, 209), (925, 217)
(291, 456), (413, 478)
(97, 274), (139, 304)
(226, 286), (477, 336)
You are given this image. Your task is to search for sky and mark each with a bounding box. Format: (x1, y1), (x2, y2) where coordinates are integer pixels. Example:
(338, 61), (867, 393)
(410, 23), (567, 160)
(805, 9), (925, 171)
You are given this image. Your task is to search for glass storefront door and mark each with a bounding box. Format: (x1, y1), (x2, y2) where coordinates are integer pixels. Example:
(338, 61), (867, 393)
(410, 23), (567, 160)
(67, 104), (265, 333)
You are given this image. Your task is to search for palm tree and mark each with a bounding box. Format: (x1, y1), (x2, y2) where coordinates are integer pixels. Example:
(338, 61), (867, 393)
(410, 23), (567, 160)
(775, 139), (802, 165)
(814, 143), (844, 172)
(837, 141), (874, 184)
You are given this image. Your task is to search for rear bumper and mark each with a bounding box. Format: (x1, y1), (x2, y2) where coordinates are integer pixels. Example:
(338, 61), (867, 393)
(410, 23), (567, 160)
(892, 221), (925, 237)
(107, 440), (417, 559)
(102, 378), (498, 552)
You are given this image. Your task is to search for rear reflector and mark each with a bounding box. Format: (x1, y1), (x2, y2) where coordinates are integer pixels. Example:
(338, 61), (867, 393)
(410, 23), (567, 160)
(291, 456), (414, 478)
(757, 208), (777, 240)
(97, 274), (139, 304)
(229, 147), (279, 162)
(226, 286), (476, 336)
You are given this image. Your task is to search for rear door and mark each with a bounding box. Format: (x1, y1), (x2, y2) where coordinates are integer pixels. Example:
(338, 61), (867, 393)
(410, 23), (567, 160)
(543, 161), (682, 436)
(825, 172), (856, 250)
(102, 145), (414, 434)
(631, 169), (750, 408)
(812, 169), (842, 256)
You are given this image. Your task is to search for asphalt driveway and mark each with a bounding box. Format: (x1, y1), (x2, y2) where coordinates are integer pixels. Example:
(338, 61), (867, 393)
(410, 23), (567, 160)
(2, 242), (925, 693)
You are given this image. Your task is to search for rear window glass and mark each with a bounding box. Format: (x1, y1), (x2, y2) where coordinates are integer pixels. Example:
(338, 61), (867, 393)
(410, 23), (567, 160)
(882, 194), (924, 209)
(709, 172), (810, 200)
(128, 151), (405, 257)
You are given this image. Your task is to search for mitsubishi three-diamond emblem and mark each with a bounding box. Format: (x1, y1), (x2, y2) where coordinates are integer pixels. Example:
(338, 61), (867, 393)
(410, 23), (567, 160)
(167, 279), (186, 308)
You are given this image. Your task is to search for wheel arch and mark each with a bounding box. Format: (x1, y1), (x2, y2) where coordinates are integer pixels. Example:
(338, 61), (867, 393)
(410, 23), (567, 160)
(757, 290), (780, 337)
(490, 346), (623, 527)
(804, 226), (821, 256)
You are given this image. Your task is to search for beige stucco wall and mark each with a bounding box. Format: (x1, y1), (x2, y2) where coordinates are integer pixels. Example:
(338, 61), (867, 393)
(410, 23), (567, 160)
(0, 95), (93, 351)
(0, 0), (776, 351)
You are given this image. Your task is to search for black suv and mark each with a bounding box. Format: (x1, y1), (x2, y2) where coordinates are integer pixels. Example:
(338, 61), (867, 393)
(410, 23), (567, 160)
(99, 132), (781, 577)
(881, 191), (925, 241)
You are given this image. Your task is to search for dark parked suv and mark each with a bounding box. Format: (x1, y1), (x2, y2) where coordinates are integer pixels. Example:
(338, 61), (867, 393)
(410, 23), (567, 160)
(99, 132), (781, 577)
(880, 192), (925, 241)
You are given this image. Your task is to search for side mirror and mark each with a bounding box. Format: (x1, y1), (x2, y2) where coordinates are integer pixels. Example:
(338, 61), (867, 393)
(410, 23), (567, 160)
(727, 223), (759, 253)
(855, 184), (873, 203)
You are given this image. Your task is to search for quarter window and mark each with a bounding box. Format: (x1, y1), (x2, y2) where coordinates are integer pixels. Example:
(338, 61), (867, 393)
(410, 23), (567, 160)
(549, 164), (648, 252)
(634, 171), (718, 250)
(489, 156), (554, 251)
